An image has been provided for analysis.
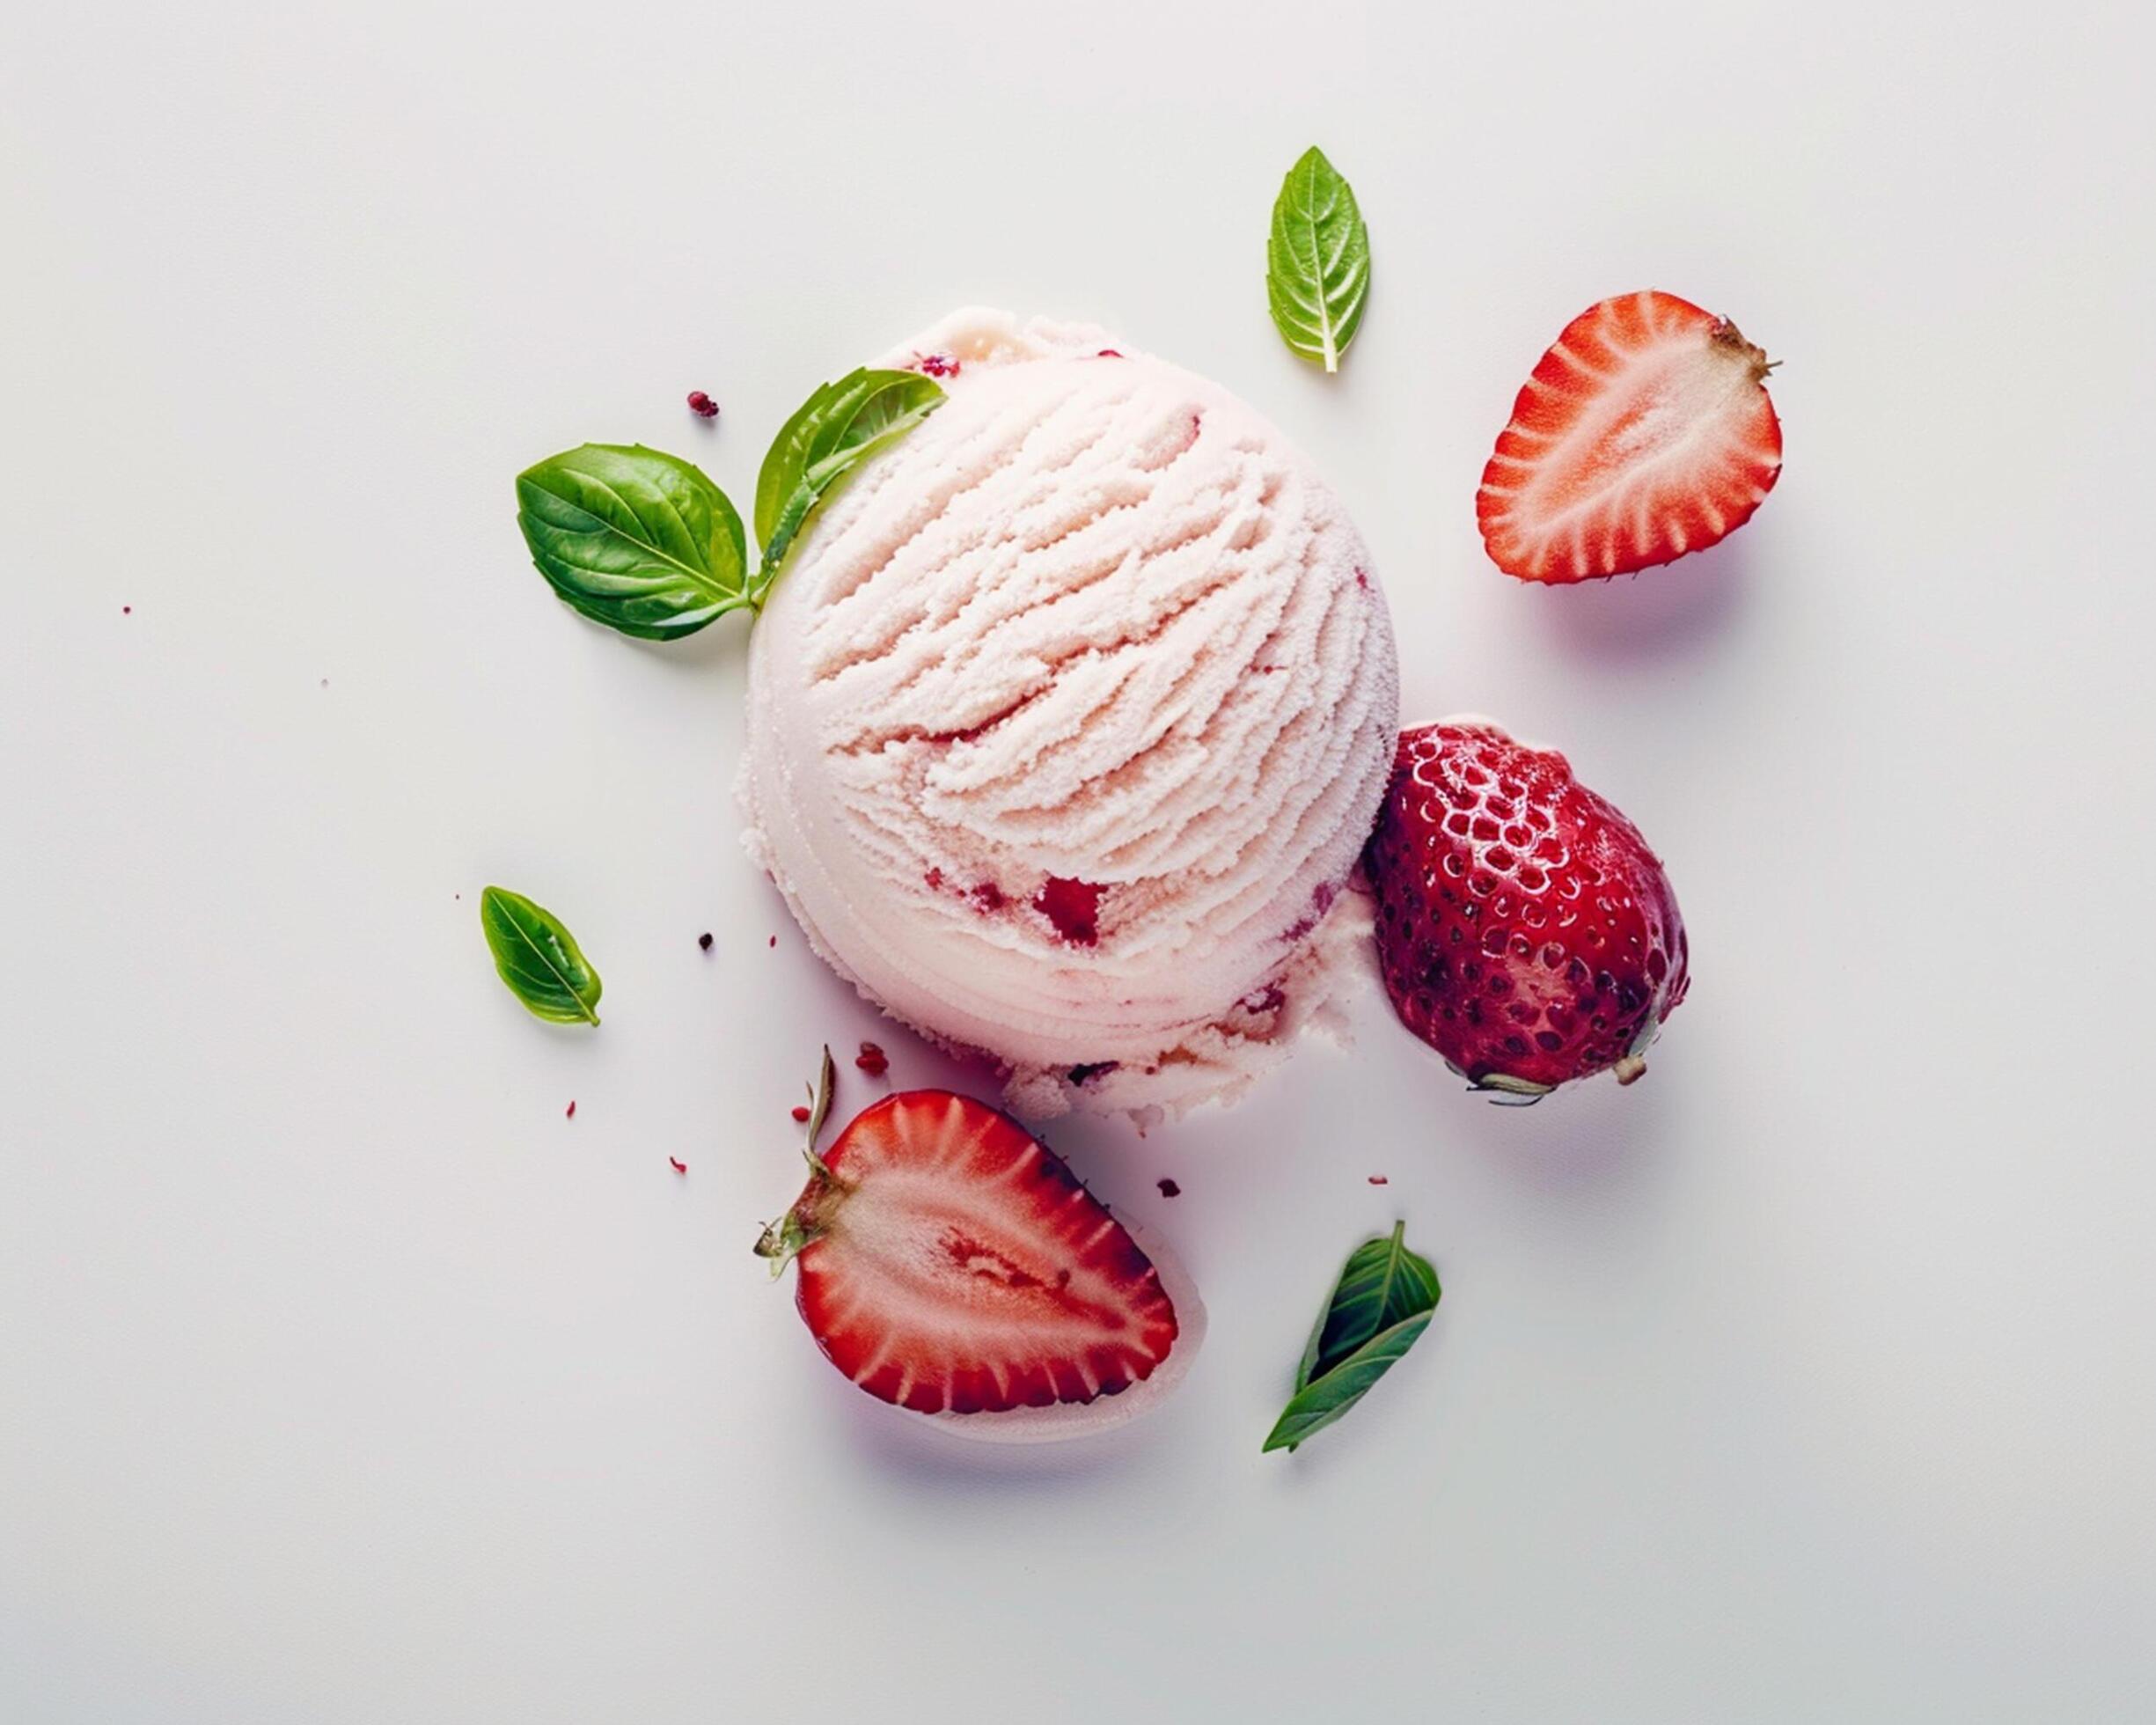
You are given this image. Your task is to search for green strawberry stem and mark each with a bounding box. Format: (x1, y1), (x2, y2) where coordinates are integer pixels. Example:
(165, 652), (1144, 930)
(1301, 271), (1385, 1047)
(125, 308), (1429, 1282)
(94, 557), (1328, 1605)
(754, 1047), (842, 1275)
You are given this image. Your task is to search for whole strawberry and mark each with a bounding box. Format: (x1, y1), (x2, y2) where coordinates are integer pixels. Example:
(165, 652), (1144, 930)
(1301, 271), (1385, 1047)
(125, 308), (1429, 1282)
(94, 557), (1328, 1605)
(1363, 719), (1689, 1099)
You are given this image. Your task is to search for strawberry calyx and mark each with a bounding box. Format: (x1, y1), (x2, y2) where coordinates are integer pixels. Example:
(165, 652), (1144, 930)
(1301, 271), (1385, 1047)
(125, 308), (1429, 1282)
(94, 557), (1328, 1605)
(1467, 1070), (1558, 1106)
(753, 1161), (853, 1271)
(754, 1046), (843, 1275)
(1707, 315), (1775, 382)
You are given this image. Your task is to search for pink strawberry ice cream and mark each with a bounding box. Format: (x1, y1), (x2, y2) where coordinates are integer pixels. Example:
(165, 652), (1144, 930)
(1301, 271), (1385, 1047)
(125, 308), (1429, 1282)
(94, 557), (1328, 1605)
(740, 310), (1399, 1123)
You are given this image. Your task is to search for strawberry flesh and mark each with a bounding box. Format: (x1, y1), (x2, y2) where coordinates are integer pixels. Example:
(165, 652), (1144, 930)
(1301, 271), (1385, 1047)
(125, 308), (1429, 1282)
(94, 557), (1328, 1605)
(1363, 721), (1690, 1094)
(776, 1091), (1180, 1416)
(1477, 290), (1782, 583)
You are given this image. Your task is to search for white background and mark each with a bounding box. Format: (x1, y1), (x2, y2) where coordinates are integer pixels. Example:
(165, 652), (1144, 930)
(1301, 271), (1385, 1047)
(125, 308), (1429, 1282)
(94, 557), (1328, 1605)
(4, 1), (2152, 1718)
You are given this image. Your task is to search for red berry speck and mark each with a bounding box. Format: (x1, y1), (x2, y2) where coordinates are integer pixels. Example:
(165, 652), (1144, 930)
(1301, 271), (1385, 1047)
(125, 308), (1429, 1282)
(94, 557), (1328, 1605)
(686, 391), (719, 418)
(566, 1100), (576, 1119)
(670, 1156), (688, 1174)
(768, 935), (777, 949)
(122, 605), (132, 614)
(1035, 877), (1104, 945)
(1156, 1178), (1181, 1198)
(791, 1105), (811, 1124)
(854, 1042), (889, 1076)
(914, 352), (960, 378)
(1096, 349), (1123, 358)
(1368, 1174), (1388, 1185)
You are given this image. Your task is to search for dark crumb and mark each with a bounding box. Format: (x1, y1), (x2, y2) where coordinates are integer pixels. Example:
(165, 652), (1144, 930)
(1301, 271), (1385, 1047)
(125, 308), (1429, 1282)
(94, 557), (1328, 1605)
(122, 604), (132, 614)
(1368, 1174), (1389, 1185)
(686, 390), (719, 418)
(669, 1156), (688, 1174)
(768, 935), (777, 949)
(1156, 1178), (1181, 1198)
(698, 931), (714, 952)
(854, 1041), (889, 1076)
(566, 1100), (576, 1119)
(1068, 1061), (1118, 1085)
(790, 1105), (810, 1123)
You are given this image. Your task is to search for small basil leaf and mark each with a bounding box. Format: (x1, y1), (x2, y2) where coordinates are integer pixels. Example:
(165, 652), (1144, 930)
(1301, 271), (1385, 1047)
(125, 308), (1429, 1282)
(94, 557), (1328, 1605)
(752, 369), (944, 584)
(1265, 144), (1371, 373)
(1263, 1311), (1434, 1454)
(516, 444), (750, 641)
(1295, 1220), (1440, 1391)
(480, 886), (602, 1025)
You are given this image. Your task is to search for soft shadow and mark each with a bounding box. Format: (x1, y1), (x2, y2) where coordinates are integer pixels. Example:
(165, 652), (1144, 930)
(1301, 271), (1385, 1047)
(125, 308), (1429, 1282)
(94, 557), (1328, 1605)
(617, 608), (757, 674)
(831, 1384), (1177, 1494)
(1419, 1036), (1680, 1202)
(1531, 533), (1754, 667)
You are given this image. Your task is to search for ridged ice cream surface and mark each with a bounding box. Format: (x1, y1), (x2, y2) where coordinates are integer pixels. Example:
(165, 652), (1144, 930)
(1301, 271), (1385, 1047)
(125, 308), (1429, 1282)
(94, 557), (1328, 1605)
(741, 310), (1399, 1122)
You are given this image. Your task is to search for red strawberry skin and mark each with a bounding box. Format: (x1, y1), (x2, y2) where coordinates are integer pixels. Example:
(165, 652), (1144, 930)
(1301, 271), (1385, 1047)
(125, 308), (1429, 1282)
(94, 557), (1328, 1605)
(1477, 290), (1783, 583)
(787, 1091), (1181, 1417)
(1363, 721), (1689, 1096)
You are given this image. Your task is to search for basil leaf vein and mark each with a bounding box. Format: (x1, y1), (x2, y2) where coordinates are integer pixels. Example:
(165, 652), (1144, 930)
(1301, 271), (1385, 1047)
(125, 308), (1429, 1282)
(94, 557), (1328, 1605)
(480, 886), (602, 1025)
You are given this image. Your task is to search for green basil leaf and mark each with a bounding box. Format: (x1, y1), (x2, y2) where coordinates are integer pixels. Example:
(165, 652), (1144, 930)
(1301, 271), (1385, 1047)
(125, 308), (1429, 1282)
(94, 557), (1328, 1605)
(1294, 1220), (1440, 1391)
(1265, 144), (1370, 373)
(480, 886), (602, 1025)
(1263, 1311), (1434, 1453)
(516, 444), (750, 641)
(752, 369), (944, 584)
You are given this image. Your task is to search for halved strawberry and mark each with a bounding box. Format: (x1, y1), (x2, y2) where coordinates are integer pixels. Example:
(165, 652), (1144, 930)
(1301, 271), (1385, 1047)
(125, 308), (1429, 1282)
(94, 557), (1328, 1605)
(1477, 290), (1783, 583)
(755, 1054), (1201, 1442)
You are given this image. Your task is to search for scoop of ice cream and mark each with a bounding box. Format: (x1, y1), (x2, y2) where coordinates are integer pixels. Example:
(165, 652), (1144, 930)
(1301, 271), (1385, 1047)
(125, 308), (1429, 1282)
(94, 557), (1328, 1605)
(740, 309), (1399, 1122)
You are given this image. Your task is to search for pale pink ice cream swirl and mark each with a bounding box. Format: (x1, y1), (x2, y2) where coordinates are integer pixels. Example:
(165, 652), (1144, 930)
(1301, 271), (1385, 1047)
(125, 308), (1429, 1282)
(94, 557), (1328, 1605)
(740, 310), (1399, 1122)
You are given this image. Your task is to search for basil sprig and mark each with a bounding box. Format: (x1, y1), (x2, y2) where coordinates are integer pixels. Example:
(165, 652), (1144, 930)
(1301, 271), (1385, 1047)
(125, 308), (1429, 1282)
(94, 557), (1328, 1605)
(514, 371), (942, 641)
(1263, 1221), (1438, 1453)
(1265, 144), (1371, 373)
(480, 886), (603, 1025)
